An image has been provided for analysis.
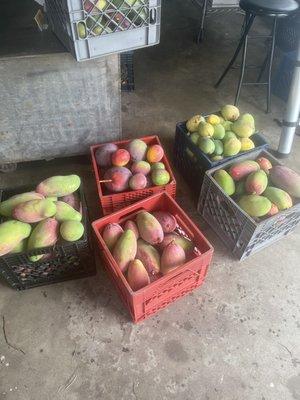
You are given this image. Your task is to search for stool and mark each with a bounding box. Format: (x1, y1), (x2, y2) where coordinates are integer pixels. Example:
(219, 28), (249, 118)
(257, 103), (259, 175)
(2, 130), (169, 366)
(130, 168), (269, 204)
(215, 0), (299, 113)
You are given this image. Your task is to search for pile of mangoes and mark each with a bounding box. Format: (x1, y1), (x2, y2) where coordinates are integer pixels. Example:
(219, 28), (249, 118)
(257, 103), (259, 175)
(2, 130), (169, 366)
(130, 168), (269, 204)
(186, 104), (258, 161)
(213, 157), (300, 219)
(101, 210), (196, 291)
(0, 175), (85, 260)
(95, 139), (171, 193)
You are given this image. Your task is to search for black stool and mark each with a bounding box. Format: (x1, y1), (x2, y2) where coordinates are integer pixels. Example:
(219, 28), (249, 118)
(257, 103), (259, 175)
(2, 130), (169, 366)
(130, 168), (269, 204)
(215, 0), (299, 113)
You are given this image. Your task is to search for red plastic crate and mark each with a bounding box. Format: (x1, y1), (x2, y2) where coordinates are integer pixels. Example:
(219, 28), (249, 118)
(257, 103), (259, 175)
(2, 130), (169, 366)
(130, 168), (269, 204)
(91, 135), (176, 215)
(92, 192), (214, 323)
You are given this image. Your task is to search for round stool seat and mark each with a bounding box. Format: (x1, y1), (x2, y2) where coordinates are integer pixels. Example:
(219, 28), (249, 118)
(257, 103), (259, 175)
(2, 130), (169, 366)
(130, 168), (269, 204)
(239, 0), (299, 16)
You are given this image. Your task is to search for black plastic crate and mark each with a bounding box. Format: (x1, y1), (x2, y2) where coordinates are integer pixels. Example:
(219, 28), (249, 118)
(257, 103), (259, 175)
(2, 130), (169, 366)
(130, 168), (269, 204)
(276, 12), (300, 53)
(121, 51), (134, 92)
(197, 149), (300, 260)
(174, 121), (268, 197)
(272, 51), (297, 102)
(0, 183), (96, 290)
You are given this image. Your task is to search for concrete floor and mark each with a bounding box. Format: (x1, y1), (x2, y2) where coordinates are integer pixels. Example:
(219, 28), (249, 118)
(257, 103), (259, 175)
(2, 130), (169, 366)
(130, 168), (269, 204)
(1, 1), (300, 399)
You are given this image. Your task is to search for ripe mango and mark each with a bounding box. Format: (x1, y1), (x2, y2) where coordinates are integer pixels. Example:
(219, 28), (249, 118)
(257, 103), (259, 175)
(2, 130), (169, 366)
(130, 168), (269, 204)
(263, 187), (293, 210)
(146, 145), (164, 163)
(152, 211), (177, 233)
(60, 221), (84, 242)
(103, 223), (124, 250)
(127, 259), (150, 291)
(131, 161), (151, 175)
(104, 167), (132, 193)
(267, 203), (279, 217)
(10, 239), (27, 254)
(128, 139), (147, 162)
(214, 170), (235, 196)
(136, 239), (160, 275)
(212, 124), (225, 140)
(151, 162), (165, 171)
(161, 241), (186, 275)
(0, 192), (44, 217)
(238, 195), (271, 217)
(245, 170), (268, 195)
(0, 220), (32, 256)
(198, 122), (214, 138)
(229, 160), (260, 181)
(136, 211), (164, 245)
(220, 105), (240, 122)
(112, 229), (137, 272)
(60, 193), (81, 212)
(223, 137), (241, 156)
(213, 139), (223, 156)
(36, 175), (81, 197)
(198, 137), (215, 155)
(77, 21), (87, 39)
(186, 115), (205, 132)
(235, 180), (246, 197)
(159, 232), (194, 254)
(95, 143), (118, 167)
(190, 132), (200, 145)
(151, 169), (170, 186)
(223, 131), (237, 142)
(211, 155), (223, 161)
(112, 149), (130, 167)
(232, 120), (254, 138)
(222, 121), (234, 131)
(206, 114), (220, 125)
(129, 173), (147, 190)
(240, 137), (255, 152)
(13, 199), (57, 223)
(55, 201), (82, 222)
(270, 165), (300, 198)
(257, 157), (272, 174)
(27, 218), (59, 262)
(124, 220), (139, 239)
(240, 113), (255, 130)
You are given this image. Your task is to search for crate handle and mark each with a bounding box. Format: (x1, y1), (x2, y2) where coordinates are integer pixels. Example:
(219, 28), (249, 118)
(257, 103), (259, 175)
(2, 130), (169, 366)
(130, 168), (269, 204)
(175, 215), (195, 240)
(150, 8), (157, 24)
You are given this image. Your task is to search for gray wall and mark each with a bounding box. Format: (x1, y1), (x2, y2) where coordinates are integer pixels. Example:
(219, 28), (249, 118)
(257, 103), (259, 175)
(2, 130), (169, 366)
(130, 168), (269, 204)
(0, 53), (121, 163)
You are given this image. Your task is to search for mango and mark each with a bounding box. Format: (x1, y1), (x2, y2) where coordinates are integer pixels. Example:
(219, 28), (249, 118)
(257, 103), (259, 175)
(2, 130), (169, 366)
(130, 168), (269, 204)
(232, 120), (254, 138)
(213, 139), (224, 156)
(146, 145), (164, 163)
(95, 143), (118, 167)
(245, 170), (268, 195)
(112, 229), (137, 272)
(127, 259), (150, 291)
(220, 105), (240, 121)
(212, 124), (225, 140)
(27, 218), (59, 262)
(263, 187), (293, 210)
(214, 170), (235, 196)
(198, 137), (215, 155)
(131, 161), (151, 175)
(235, 180), (246, 197)
(238, 195), (271, 217)
(240, 113), (255, 130)
(190, 132), (200, 145)
(60, 193), (81, 212)
(159, 232), (194, 254)
(211, 155), (223, 161)
(223, 131), (237, 142)
(36, 175), (81, 197)
(0, 220), (32, 256)
(0, 192), (44, 217)
(136, 211), (164, 245)
(136, 239), (160, 275)
(257, 157), (272, 174)
(55, 201), (82, 222)
(223, 137), (241, 156)
(270, 166), (300, 198)
(112, 149), (130, 167)
(129, 173), (147, 190)
(161, 241), (186, 275)
(222, 121), (234, 131)
(13, 199), (57, 223)
(152, 211), (177, 233)
(124, 220), (139, 239)
(10, 239), (27, 254)
(77, 21), (87, 39)
(186, 115), (205, 132)
(198, 122), (214, 138)
(60, 221), (84, 242)
(206, 114), (221, 125)
(240, 137), (255, 152)
(127, 139), (147, 162)
(229, 160), (260, 181)
(267, 203), (279, 217)
(151, 162), (165, 171)
(218, 116), (225, 124)
(151, 169), (170, 186)
(104, 167), (132, 193)
(102, 223), (123, 250)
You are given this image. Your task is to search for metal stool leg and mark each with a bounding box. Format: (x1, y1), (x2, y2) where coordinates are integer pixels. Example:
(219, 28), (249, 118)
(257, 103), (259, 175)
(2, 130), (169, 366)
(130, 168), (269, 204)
(197, 0), (209, 44)
(266, 16), (277, 113)
(235, 26), (249, 105)
(215, 13), (255, 88)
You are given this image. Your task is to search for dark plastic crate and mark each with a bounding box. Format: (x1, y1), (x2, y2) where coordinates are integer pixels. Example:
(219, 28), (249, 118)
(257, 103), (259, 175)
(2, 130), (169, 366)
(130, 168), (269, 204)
(0, 184), (96, 290)
(276, 12), (300, 53)
(197, 149), (300, 260)
(121, 51), (134, 92)
(273, 51), (297, 102)
(174, 121), (268, 197)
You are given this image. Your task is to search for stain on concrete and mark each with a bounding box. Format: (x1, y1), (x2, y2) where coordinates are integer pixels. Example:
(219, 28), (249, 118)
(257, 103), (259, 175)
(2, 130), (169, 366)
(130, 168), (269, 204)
(164, 340), (189, 363)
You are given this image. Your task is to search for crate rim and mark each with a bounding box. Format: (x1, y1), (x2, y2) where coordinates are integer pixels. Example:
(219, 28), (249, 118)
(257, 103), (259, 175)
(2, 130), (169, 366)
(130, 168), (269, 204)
(90, 135), (177, 200)
(92, 191), (214, 297)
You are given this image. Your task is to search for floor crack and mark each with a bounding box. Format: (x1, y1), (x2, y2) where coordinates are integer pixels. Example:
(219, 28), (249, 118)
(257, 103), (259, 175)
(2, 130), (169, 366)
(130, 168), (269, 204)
(2, 316), (25, 355)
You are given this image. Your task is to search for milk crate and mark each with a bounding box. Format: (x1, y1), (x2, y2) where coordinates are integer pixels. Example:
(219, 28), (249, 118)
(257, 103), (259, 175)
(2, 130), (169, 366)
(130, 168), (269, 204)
(45, 0), (161, 61)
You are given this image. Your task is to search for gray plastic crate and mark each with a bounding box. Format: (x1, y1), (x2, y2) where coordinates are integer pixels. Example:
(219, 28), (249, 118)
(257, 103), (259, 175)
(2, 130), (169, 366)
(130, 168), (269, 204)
(197, 149), (300, 260)
(45, 0), (161, 61)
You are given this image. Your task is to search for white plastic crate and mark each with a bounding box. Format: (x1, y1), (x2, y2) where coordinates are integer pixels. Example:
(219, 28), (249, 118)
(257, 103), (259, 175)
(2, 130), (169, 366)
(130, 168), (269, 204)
(45, 0), (161, 61)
